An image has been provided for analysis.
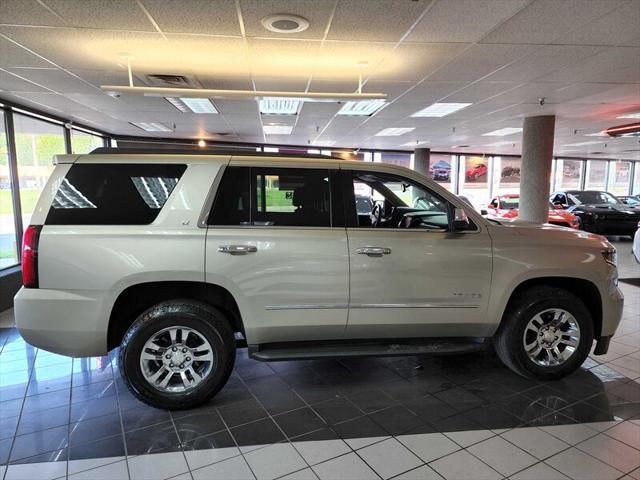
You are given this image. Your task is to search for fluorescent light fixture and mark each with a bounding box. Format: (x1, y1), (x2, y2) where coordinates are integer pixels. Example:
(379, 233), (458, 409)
(411, 102), (472, 117)
(263, 147), (279, 152)
(166, 97), (218, 113)
(259, 98), (301, 115)
(402, 141), (429, 147)
(130, 122), (172, 132)
(563, 140), (602, 147)
(263, 125), (293, 135)
(313, 140), (336, 146)
(617, 112), (640, 119)
(338, 99), (386, 116)
(482, 127), (523, 137)
(584, 131), (608, 137)
(485, 141), (516, 147)
(375, 127), (415, 136)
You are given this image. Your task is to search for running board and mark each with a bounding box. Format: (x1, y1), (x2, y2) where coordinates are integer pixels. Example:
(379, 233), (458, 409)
(248, 338), (488, 362)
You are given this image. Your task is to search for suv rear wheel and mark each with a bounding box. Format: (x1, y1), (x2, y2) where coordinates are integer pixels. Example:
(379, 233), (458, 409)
(119, 300), (235, 409)
(494, 286), (594, 380)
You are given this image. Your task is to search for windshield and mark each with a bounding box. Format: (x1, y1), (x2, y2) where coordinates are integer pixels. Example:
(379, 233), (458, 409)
(568, 191), (619, 205)
(500, 197), (519, 209)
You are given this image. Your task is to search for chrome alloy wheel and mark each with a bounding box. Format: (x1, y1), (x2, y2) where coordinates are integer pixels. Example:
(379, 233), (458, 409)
(140, 326), (216, 393)
(523, 308), (581, 367)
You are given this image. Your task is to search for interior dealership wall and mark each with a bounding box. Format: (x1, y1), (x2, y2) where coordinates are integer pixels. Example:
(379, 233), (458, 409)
(1, 98), (639, 309)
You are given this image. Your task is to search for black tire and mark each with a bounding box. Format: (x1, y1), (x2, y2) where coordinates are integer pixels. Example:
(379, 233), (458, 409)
(493, 286), (594, 380)
(119, 299), (235, 410)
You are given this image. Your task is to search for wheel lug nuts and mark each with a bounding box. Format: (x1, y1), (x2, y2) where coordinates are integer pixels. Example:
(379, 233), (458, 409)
(169, 363), (174, 367)
(165, 354), (171, 359)
(182, 348), (187, 353)
(172, 347), (177, 352)
(179, 364), (184, 369)
(186, 357), (191, 361)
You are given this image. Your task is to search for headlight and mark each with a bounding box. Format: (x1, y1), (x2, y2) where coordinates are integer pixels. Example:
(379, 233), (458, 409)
(602, 247), (617, 267)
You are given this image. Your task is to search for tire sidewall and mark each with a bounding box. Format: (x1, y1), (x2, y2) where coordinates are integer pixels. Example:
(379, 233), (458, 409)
(120, 303), (234, 408)
(508, 295), (594, 378)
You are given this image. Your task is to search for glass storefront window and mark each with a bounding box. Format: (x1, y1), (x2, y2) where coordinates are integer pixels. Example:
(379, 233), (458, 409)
(14, 114), (65, 229)
(381, 153), (411, 168)
(585, 160), (607, 191)
(633, 163), (640, 195)
(460, 155), (490, 210)
(428, 154), (455, 192)
(608, 161), (631, 196)
(71, 129), (103, 154)
(0, 112), (19, 269)
(554, 159), (583, 191)
(493, 156), (521, 197)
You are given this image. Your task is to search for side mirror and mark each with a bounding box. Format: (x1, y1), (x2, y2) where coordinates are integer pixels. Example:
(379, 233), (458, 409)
(480, 209), (488, 216)
(453, 208), (471, 231)
(553, 203), (564, 210)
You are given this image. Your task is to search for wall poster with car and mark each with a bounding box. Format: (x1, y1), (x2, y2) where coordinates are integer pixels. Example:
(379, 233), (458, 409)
(460, 155), (490, 210)
(494, 156), (521, 197)
(554, 159), (582, 190)
(428, 154), (455, 192)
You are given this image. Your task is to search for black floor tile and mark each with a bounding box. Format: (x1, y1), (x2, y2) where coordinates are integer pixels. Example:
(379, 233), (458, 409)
(402, 394), (458, 423)
(16, 404), (69, 436)
(330, 415), (387, 440)
(10, 448), (67, 465)
(523, 411), (578, 427)
(121, 405), (171, 432)
(368, 405), (426, 436)
(0, 399), (23, 419)
(0, 416), (18, 440)
(183, 429), (236, 451)
(70, 395), (119, 423)
(26, 377), (71, 397)
(347, 389), (396, 414)
(10, 425), (69, 462)
(229, 417), (286, 447)
(247, 377), (306, 415)
(312, 397), (362, 426)
(70, 380), (115, 404)
(69, 413), (123, 446)
(21, 389), (70, 414)
(69, 434), (125, 460)
(428, 412), (484, 433)
(559, 401), (617, 423)
(217, 397), (269, 428)
(125, 421), (181, 455)
(293, 427), (340, 442)
(495, 394), (553, 423)
(273, 407), (326, 439)
(433, 386), (486, 412)
(380, 380), (432, 403)
(463, 404), (524, 430)
(173, 410), (227, 443)
(0, 437), (11, 464)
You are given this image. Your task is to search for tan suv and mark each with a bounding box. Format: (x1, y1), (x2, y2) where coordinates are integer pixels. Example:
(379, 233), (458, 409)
(14, 149), (624, 409)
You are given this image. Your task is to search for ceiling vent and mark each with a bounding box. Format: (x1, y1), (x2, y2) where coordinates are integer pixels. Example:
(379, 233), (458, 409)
(144, 74), (201, 88)
(261, 14), (309, 33)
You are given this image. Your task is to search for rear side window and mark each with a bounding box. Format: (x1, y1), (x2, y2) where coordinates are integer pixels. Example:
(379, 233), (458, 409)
(46, 163), (186, 225)
(209, 166), (332, 227)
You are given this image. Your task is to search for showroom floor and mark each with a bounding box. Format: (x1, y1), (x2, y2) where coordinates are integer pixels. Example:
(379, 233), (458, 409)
(0, 241), (638, 480)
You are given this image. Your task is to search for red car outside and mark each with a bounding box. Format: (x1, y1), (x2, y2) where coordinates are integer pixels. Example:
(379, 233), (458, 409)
(486, 194), (580, 229)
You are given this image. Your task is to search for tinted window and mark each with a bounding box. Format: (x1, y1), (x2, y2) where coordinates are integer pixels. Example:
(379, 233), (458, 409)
(568, 191), (619, 205)
(209, 166), (332, 227)
(46, 163), (186, 225)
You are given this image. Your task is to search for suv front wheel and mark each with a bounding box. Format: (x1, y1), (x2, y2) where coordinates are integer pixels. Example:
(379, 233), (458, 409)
(119, 300), (235, 409)
(494, 286), (594, 380)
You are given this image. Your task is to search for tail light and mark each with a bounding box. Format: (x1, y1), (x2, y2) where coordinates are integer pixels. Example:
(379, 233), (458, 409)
(22, 225), (42, 288)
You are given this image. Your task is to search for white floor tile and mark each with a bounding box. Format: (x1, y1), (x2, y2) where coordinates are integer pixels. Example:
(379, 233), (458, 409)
(343, 435), (389, 451)
(546, 447), (623, 480)
(630, 466), (640, 479)
(605, 421), (640, 450)
(279, 467), (319, 480)
(443, 429), (494, 448)
(128, 452), (190, 480)
(429, 450), (501, 480)
(184, 446), (240, 470)
(293, 438), (351, 466)
(191, 455), (255, 480)
(312, 452), (378, 480)
(583, 421), (622, 432)
(500, 427), (570, 460)
(576, 433), (640, 473)
(5, 461), (67, 480)
(67, 456), (126, 475)
(392, 464), (443, 480)
(467, 436), (537, 477)
(67, 459), (129, 480)
(398, 432), (460, 463)
(510, 462), (570, 480)
(166, 474), (192, 480)
(243, 443), (306, 480)
(357, 438), (422, 479)
(539, 423), (599, 444)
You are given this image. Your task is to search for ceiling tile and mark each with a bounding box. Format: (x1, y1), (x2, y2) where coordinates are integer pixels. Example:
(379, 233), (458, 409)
(139, 0), (241, 35)
(248, 38), (320, 78)
(0, 68), (53, 93)
(43, 0), (156, 31)
(8, 67), (101, 94)
(0, 36), (54, 68)
(0, 0), (66, 27)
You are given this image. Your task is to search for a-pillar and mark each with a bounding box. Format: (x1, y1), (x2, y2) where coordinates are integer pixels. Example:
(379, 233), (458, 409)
(519, 115), (556, 223)
(413, 148), (431, 176)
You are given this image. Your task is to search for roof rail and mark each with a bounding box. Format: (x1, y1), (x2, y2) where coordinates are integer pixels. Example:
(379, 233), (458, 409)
(89, 147), (340, 160)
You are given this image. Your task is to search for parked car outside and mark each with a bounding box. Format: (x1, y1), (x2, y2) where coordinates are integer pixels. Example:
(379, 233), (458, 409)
(485, 194), (580, 229)
(617, 195), (640, 209)
(550, 190), (640, 237)
(14, 149), (623, 409)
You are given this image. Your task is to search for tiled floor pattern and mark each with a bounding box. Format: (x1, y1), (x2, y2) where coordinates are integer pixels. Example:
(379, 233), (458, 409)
(0, 240), (638, 479)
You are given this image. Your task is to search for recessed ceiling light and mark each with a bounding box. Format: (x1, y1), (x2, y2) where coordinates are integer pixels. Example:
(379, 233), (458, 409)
(259, 98), (301, 115)
(166, 97), (218, 113)
(263, 125), (293, 135)
(375, 127), (415, 136)
(482, 127), (523, 137)
(411, 103), (472, 117)
(617, 112), (640, 119)
(338, 99), (386, 116)
(197, 139), (206, 147)
(130, 122), (172, 132)
(261, 14), (309, 33)
(563, 140), (602, 147)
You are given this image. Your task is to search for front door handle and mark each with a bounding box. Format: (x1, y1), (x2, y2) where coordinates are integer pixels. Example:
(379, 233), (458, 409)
(218, 244), (258, 255)
(356, 246), (391, 257)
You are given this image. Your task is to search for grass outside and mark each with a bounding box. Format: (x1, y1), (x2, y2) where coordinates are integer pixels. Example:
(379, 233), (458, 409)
(264, 188), (293, 208)
(0, 189), (40, 215)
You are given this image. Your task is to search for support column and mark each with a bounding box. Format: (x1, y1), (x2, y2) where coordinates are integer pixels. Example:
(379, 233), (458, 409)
(413, 148), (430, 176)
(519, 115), (555, 224)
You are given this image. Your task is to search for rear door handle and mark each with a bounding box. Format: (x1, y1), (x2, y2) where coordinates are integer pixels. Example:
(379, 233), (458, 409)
(356, 246), (391, 257)
(218, 245), (257, 255)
